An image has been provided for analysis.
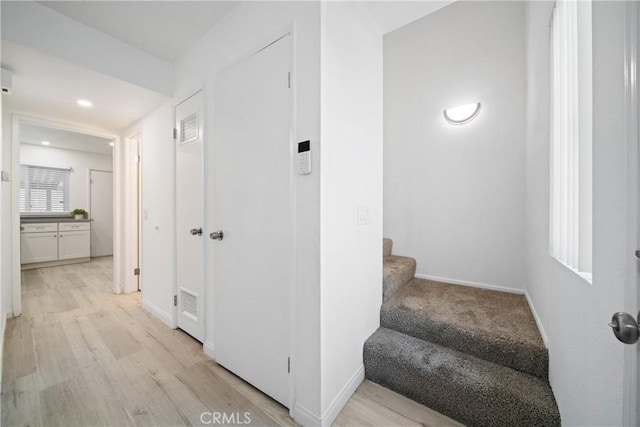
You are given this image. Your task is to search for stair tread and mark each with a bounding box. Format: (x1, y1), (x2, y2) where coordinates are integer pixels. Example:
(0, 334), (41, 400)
(364, 327), (560, 427)
(382, 278), (547, 378)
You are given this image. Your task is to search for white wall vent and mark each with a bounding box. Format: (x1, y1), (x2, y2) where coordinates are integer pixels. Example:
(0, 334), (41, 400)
(180, 113), (198, 144)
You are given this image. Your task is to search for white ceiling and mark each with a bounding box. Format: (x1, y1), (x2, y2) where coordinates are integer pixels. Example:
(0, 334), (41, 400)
(366, 1), (456, 35)
(1, 1), (454, 134)
(20, 123), (114, 155)
(1, 40), (169, 131)
(38, 1), (237, 63)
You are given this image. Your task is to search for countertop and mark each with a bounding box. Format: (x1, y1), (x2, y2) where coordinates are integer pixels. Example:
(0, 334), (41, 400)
(21, 217), (92, 223)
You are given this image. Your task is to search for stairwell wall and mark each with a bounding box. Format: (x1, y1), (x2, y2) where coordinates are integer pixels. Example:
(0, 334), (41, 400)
(383, 1), (527, 291)
(320, 2), (383, 425)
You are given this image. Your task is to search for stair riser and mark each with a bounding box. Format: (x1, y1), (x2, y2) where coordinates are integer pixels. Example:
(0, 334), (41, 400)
(383, 238), (393, 257)
(383, 257), (416, 301)
(364, 329), (560, 427)
(380, 307), (549, 379)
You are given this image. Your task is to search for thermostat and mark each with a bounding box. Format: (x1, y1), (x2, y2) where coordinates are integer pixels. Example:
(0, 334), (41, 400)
(298, 140), (311, 175)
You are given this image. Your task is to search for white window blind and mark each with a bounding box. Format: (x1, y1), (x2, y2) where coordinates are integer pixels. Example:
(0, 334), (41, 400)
(19, 164), (71, 214)
(550, 0), (592, 281)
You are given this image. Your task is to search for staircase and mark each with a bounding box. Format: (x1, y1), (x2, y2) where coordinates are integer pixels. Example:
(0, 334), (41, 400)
(364, 239), (560, 427)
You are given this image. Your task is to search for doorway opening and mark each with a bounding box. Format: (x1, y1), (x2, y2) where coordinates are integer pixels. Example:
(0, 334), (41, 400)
(10, 115), (122, 316)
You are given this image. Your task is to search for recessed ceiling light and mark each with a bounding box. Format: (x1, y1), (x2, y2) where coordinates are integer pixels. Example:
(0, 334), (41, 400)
(77, 99), (93, 108)
(41, 141), (50, 146)
(109, 142), (114, 147)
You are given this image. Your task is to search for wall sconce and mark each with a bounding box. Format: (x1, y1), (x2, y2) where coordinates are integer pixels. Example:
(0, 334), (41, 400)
(443, 102), (481, 125)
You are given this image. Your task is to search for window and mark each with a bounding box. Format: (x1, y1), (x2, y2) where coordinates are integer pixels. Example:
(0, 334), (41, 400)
(19, 164), (70, 214)
(550, 0), (593, 282)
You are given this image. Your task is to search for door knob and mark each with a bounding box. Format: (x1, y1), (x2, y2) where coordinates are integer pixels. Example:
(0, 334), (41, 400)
(209, 230), (224, 241)
(608, 311), (640, 344)
(190, 228), (203, 236)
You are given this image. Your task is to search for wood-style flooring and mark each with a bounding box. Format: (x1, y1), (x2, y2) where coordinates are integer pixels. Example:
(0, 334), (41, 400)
(2, 258), (461, 427)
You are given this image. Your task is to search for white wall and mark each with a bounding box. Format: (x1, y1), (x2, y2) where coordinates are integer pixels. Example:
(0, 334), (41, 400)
(173, 2), (322, 422)
(0, 96), (6, 395)
(1, 110), (12, 318)
(383, 1), (527, 291)
(137, 101), (175, 326)
(525, 1), (628, 424)
(19, 144), (112, 213)
(319, 2), (382, 424)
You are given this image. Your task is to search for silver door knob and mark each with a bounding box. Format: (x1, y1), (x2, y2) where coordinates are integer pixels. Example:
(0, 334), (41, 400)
(209, 230), (224, 241)
(190, 228), (203, 236)
(609, 311), (640, 344)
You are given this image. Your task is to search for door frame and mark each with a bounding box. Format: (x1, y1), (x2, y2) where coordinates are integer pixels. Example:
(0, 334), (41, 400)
(210, 28), (297, 411)
(87, 168), (114, 258)
(623, 1), (639, 425)
(173, 88), (205, 332)
(123, 131), (142, 293)
(9, 112), (122, 316)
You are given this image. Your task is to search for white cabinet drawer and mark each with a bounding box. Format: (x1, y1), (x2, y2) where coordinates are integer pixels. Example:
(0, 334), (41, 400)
(59, 222), (91, 232)
(21, 223), (58, 233)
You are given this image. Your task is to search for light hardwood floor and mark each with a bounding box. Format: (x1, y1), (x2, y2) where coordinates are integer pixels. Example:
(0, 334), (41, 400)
(2, 258), (461, 427)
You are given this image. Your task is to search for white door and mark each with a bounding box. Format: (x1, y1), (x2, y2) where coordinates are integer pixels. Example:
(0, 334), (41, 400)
(89, 170), (113, 257)
(176, 91), (205, 341)
(213, 35), (292, 407)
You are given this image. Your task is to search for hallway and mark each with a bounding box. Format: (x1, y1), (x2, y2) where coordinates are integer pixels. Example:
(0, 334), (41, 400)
(2, 259), (459, 427)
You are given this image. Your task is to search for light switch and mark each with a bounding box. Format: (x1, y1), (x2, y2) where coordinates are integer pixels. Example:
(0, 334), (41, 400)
(358, 206), (369, 225)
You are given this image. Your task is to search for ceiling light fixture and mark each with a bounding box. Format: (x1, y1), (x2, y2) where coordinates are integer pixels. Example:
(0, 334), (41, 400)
(444, 102), (481, 125)
(41, 141), (50, 146)
(109, 142), (114, 147)
(77, 99), (93, 108)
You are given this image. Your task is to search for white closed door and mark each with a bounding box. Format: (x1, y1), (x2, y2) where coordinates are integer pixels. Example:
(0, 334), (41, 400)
(89, 170), (113, 257)
(176, 91), (205, 341)
(213, 35), (292, 407)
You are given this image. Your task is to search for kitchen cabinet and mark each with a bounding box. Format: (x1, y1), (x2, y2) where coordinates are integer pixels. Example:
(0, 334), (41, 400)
(21, 221), (91, 267)
(21, 231), (58, 264)
(58, 230), (91, 260)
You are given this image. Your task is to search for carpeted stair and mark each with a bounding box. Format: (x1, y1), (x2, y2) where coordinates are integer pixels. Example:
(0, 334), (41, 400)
(364, 238), (560, 427)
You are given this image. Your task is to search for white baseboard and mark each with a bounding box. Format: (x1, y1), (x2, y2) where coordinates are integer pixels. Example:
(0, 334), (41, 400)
(293, 404), (322, 427)
(414, 273), (525, 295)
(141, 298), (173, 328)
(291, 365), (364, 427)
(320, 364), (364, 427)
(525, 291), (549, 348)
(203, 341), (215, 360)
